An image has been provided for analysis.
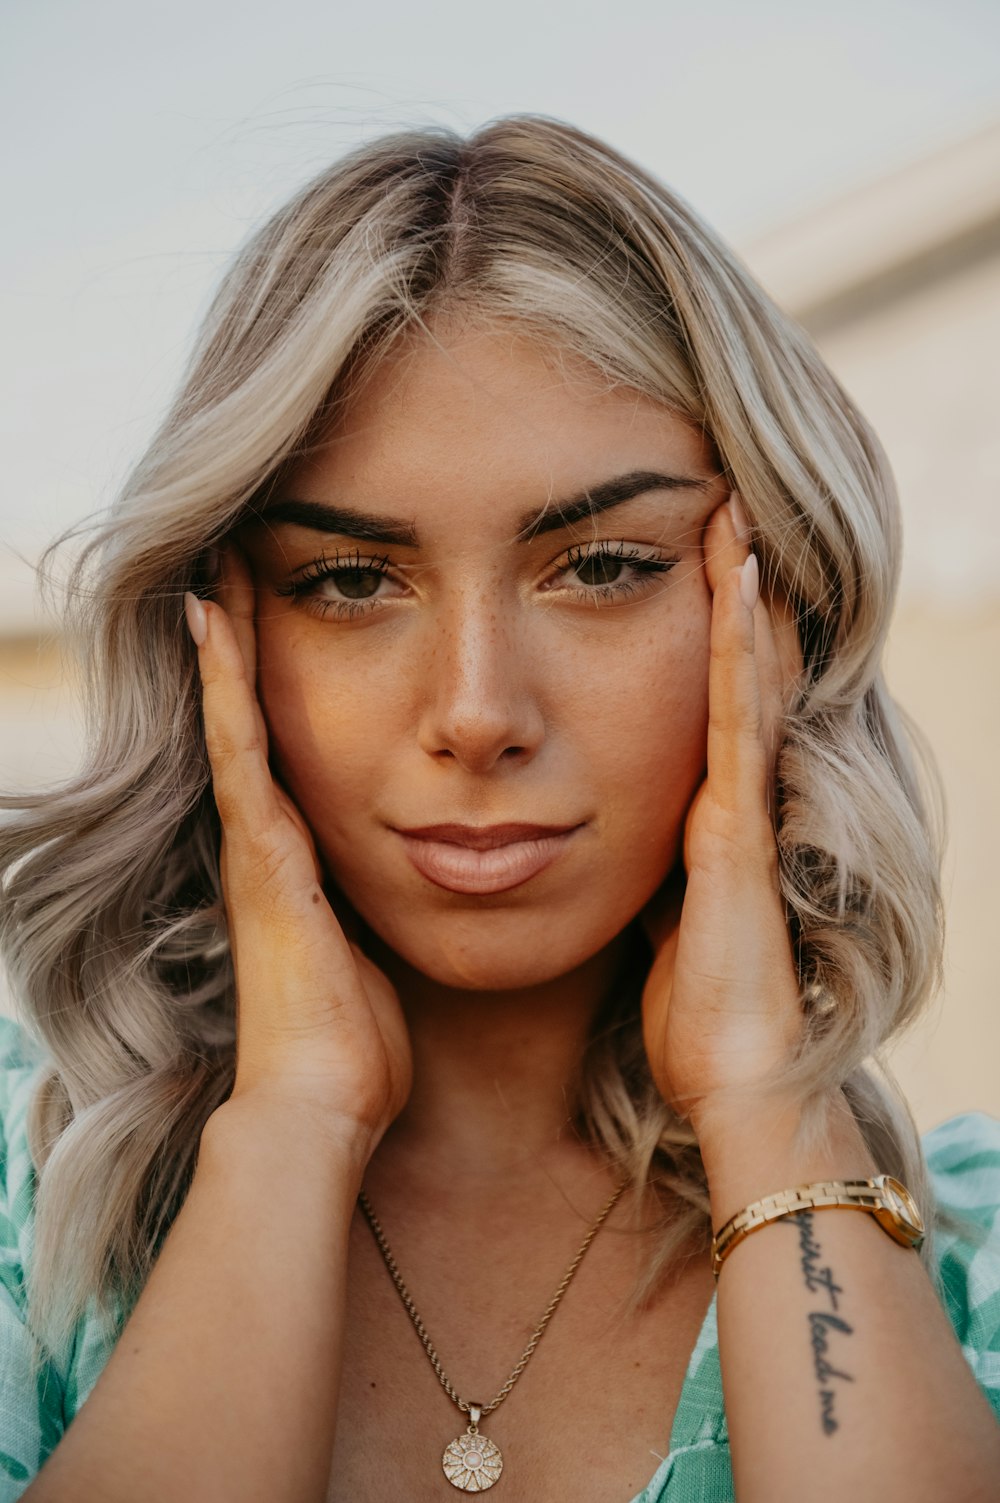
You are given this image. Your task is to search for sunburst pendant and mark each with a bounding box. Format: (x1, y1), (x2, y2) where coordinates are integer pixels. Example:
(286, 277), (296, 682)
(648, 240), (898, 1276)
(442, 1407), (503, 1492)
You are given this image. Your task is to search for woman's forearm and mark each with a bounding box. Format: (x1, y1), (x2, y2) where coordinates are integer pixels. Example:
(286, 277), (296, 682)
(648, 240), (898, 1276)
(699, 1090), (1000, 1502)
(24, 1100), (370, 1503)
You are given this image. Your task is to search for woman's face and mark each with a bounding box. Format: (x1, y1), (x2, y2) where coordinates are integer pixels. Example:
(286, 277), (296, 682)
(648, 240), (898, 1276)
(237, 319), (729, 991)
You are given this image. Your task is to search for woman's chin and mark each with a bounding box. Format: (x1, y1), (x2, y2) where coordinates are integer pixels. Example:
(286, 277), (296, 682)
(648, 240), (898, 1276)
(376, 936), (584, 992)
(351, 906), (640, 995)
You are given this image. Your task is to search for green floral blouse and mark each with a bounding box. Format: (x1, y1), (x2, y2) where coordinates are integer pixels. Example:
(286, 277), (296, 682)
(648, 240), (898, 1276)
(0, 1013), (997, 1500)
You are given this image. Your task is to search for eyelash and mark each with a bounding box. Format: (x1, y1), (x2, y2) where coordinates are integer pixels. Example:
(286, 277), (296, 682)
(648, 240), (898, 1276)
(274, 549), (396, 620)
(273, 542), (680, 620)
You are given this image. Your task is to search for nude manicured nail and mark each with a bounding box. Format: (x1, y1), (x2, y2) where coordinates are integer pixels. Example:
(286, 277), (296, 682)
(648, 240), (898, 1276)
(728, 491), (751, 545)
(739, 553), (760, 612)
(184, 591), (208, 646)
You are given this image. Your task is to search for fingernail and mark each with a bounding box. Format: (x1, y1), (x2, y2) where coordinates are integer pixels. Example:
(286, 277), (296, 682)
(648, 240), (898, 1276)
(739, 552), (760, 612)
(728, 491), (751, 545)
(184, 591), (208, 646)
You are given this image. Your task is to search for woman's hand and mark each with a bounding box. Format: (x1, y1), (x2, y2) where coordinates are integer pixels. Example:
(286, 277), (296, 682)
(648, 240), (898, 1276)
(639, 491), (807, 1140)
(185, 543), (413, 1150)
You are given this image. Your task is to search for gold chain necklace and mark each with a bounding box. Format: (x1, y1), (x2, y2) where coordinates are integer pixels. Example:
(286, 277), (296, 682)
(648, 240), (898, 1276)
(357, 1176), (630, 1493)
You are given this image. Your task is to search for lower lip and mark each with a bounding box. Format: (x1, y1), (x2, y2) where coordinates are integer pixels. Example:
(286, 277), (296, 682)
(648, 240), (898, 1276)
(396, 829), (580, 895)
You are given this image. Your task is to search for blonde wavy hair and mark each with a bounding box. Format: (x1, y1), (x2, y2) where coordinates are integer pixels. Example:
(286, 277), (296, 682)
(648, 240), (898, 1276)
(1, 115), (953, 1378)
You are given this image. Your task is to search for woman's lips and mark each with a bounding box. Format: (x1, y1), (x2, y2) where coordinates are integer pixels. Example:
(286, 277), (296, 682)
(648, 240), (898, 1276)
(394, 824), (583, 895)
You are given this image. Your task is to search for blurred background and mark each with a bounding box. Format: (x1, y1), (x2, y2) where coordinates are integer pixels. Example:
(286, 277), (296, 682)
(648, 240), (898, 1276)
(2, 0), (998, 1132)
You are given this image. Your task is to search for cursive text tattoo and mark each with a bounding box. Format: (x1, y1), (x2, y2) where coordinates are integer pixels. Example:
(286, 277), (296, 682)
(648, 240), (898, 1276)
(785, 1209), (854, 1434)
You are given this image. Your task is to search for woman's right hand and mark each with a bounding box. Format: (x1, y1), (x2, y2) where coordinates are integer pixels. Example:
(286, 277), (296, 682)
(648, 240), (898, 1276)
(184, 542), (413, 1153)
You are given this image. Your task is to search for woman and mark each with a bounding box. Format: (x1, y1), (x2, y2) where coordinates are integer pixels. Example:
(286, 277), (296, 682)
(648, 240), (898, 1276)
(0, 116), (997, 1501)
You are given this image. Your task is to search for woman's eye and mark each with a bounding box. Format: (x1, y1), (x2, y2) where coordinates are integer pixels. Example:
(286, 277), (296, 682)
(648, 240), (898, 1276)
(329, 568), (384, 600)
(555, 543), (679, 602)
(572, 553), (630, 587)
(274, 552), (398, 619)
(275, 542), (679, 621)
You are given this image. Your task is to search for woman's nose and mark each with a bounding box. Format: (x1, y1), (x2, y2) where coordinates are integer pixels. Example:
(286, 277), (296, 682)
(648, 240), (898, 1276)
(416, 592), (546, 772)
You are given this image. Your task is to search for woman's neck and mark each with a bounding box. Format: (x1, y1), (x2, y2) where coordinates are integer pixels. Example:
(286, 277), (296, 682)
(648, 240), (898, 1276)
(358, 920), (646, 1192)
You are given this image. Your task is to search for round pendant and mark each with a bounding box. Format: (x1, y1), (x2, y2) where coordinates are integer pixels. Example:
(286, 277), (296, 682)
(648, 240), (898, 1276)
(442, 1430), (503, 1492)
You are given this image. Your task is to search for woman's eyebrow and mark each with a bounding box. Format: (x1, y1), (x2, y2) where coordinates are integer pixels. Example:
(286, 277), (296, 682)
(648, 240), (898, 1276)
(515, 470), (713, 540)
(257, 499), (419, 546)
(258, 470), (713, 547)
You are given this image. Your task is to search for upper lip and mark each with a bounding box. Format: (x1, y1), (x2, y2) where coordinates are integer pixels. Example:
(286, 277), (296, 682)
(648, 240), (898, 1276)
(394, 822), (583, 850)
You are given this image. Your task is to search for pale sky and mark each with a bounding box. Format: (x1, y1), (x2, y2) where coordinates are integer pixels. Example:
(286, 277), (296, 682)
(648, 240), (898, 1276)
(3, 0), (1000, 624)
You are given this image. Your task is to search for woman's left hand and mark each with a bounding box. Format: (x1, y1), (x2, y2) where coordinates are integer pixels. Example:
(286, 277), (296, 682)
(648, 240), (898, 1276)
(640, 491), (808, 1139)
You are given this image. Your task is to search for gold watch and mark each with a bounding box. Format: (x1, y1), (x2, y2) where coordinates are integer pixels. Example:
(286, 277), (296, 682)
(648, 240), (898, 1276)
(711, 1174), (925, 1280)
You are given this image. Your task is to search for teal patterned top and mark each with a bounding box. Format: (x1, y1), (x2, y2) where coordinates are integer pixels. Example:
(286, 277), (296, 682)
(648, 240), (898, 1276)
(0, 1012), (997, 1500)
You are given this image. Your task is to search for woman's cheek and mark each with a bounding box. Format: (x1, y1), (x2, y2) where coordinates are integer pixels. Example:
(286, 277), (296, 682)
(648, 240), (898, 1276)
(511, 613), (706, 924)
(597, 610), (709, 785)
(255, 637), (381, 829)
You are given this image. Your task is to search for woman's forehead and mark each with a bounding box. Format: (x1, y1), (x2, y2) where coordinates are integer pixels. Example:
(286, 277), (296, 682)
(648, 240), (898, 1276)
(278, 322), (719, 528)
(327, 316), (692, 436)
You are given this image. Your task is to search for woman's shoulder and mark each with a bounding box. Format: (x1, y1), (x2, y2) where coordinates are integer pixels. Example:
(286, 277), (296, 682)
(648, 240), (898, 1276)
(920, 1109), (1000, 1422)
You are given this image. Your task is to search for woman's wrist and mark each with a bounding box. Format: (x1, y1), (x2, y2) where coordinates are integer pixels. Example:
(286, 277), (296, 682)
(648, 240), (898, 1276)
(694, 1087), (880, 1233)
(205, 1091), (378, 1180)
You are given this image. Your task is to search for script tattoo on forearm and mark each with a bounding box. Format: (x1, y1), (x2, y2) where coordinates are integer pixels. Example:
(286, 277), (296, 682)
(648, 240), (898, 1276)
(785, 1209), (854, 1434)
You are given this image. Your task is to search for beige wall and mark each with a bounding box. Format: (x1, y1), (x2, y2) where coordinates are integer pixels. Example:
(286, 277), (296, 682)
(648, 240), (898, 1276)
(882, 604), (1000, 1129)
(0, 637), (83, 789)
(793, 243), (1000, 1133)
(801, 239), (1000, 609)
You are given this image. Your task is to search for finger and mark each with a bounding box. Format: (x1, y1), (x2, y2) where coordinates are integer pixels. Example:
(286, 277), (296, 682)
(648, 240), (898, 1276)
(701, 491), (767, 820)
(705, 493), (803, 811)
(702, 489), (751, 594)
(212, 539), (273, 757)
(731, 500), (805, 792)
(214, 541), (258, 687)
(752, 603), (786, 789)
(705, 547), (771, 830)
(185, 591), (282, 842)
(273, 784), (324, 886)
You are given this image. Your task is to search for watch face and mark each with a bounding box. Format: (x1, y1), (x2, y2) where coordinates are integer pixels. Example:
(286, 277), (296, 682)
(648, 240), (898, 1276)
(882, 1176), (925, 1235)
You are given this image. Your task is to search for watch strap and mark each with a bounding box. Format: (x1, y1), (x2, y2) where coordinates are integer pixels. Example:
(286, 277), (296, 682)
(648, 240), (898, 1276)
(711, 1174), (925, 1279)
